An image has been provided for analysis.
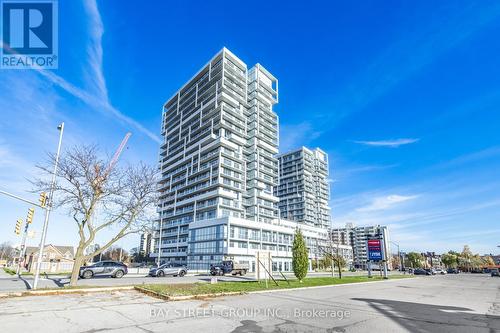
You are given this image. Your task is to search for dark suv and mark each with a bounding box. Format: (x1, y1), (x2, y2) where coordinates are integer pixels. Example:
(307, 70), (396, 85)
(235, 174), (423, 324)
(414, 268), (431, 275)
(79, 261), (128, 279)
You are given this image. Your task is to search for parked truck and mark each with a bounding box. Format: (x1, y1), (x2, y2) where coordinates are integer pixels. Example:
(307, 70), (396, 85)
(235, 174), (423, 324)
(210, 260), (248, 276)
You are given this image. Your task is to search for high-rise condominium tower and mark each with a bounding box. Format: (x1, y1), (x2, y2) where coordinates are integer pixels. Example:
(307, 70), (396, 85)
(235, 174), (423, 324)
(275, 147), (331, 229)
(154, 48), (280, 265)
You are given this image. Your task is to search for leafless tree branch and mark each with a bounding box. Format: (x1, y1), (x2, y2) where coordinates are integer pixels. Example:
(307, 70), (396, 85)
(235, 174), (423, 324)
(32, 144), (158, 286)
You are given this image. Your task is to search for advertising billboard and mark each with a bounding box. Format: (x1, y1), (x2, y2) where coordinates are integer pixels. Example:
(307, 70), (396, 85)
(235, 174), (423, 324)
(367, 239), (383, 261)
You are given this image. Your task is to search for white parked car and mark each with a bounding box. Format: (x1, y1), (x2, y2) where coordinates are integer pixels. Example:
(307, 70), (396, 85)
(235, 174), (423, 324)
(434, 268), (447, 275)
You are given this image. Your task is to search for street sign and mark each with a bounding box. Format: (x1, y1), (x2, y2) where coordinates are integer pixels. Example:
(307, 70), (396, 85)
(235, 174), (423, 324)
(367, 239), (382, 261)
(256, 251), (272, 280)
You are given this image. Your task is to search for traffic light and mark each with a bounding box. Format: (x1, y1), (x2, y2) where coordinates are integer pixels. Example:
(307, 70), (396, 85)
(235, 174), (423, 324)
(26, 207), (35, 224)
(15, 218), (23, 235)
(39, 192), (47, 208)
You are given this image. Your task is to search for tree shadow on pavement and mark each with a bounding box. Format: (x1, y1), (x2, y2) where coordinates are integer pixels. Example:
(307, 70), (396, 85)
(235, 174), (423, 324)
(18, 275), (32, 290)
(352, 298), (500, 333)
(44, 273), (69, 288)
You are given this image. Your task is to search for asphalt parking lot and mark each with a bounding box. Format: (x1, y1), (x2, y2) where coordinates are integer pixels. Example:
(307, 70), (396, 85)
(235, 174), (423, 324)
(0, 273), (498, 332)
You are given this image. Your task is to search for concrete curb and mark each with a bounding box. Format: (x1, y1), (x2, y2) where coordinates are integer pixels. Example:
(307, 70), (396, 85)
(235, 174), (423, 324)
(0, 285), (135, 298)
(134, 286), (245, 301)
(134, 277), (413, 301)
(247, 276), (412, 295)
(0, 277), (414, 300)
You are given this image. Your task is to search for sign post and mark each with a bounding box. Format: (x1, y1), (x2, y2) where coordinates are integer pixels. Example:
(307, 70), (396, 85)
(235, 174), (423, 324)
(256, 251), (272, 284)
(380, 237), (389, 279)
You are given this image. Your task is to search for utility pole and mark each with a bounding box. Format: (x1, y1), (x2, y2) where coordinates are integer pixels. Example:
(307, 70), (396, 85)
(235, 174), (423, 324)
(328, 230), (334, 277)
(16, 208), (33, 275)
(17, 225), (28, 275)
(0, 190), (44, 207)
(336, 227), (342, 279)
(33, 122), (64, 290)
(390, 240), (401, 272)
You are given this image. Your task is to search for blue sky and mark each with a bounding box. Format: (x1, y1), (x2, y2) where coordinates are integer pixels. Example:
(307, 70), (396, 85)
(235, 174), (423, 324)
(1, 0), (500, 255)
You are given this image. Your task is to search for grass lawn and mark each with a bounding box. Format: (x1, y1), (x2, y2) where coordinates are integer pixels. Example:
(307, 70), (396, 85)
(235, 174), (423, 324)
(137, 275), (412, 297)
(3, 267), (16, 275)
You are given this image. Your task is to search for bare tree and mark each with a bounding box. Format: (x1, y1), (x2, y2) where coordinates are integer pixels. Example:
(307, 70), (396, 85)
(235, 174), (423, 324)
(0, 242), (15, 262)
(33, 145), (157, 286)
(101, 246), (129, 262)
(317, 235), (345, 279)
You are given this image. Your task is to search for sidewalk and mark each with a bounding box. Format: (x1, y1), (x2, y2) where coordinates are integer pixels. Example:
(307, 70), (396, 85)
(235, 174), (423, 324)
(0, 268), (32, 292)
(0, 268), (14, 279)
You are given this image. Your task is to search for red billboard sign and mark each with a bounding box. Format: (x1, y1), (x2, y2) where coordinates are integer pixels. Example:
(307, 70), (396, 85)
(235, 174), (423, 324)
(367, 239), (382, 261)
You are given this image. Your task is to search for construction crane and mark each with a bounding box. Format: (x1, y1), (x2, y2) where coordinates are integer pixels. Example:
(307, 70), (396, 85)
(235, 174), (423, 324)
(105, 132), (132, 180)
(94, 132), (132, 194)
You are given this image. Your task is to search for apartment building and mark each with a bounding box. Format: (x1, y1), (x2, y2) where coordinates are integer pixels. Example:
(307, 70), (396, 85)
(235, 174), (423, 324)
(187, 216), (328, 271)
(275, 147), (331, 228)
(152, 48), (327, 269)
(139, 232), (154, 256)
(330, 223), (391, 270)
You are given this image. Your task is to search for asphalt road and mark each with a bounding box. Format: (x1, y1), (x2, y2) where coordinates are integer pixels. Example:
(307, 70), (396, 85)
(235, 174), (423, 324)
(0, 269), (398, 292)
(0, 274), (498, 332)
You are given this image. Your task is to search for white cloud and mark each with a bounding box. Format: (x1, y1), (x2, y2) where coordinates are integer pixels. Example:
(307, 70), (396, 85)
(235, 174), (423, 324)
(332, 178), (500, 253)
(333, 163), (398, 181)
(12, 0), (162, 144)
(356, 194), (419, 212)
(279, 122), (322, 152)
(83, 0), (107, 100)
(353, 138), (419, 148)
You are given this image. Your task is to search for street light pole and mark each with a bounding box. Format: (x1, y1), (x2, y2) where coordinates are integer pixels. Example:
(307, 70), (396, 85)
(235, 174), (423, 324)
(390, 241), (401, 272)
(33, 123), (64, 290)
(329, 231), (334, 278)
(16, 220), (30, 275)
(157, 217), (163, 267)
(0, 190), (43, 208)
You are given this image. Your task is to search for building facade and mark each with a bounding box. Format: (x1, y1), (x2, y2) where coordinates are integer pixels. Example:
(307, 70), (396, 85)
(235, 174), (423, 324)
(186, 216), (328, 271)
(152, 48), (329, 269)
(318, 243), (354, 270)
(24, 244), (75, 273)
(421, 252), (443, 268)
(330, 223), (391, 270)
(275, 147), (331, 228)
(337, 245), (354, 268)
(139, 232), (154, 256)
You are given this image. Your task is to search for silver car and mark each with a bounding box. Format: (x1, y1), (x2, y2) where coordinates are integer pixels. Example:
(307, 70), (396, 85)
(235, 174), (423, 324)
(149, 263), (187, 277)
(79, 261), (128, 279)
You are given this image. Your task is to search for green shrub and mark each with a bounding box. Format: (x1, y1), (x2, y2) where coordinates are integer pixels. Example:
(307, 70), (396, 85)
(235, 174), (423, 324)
(292, 229), (309, 282)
